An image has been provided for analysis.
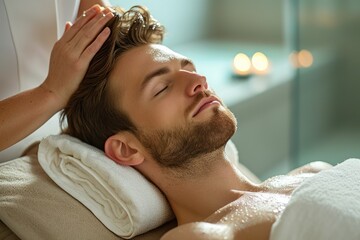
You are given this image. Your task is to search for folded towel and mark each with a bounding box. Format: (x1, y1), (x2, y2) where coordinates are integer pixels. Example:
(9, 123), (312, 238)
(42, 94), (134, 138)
(270, 158), (360, 240)
(37, 134), (174, 239)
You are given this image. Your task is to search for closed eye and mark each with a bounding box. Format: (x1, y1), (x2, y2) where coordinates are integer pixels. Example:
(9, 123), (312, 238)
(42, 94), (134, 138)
(154, 86), (168, 97)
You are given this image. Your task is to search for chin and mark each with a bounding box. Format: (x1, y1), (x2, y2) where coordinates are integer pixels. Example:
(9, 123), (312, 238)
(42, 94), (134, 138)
(203, 107), (237, 152)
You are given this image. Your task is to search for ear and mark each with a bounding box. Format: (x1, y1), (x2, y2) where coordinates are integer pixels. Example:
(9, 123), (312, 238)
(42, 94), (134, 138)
(104, 132), (145, 166)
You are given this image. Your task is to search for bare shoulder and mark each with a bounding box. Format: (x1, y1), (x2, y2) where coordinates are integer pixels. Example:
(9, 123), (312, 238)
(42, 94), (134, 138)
(287, 161), (333, 175)
(161, 191), (288, 240)
(161, 222), (234, 240)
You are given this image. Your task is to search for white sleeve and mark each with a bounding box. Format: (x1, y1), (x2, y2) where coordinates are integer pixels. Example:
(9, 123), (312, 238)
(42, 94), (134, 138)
(55, 0), (80, 39)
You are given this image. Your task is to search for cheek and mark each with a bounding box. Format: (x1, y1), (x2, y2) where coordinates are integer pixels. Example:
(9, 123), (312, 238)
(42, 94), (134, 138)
(152, 101), (182, 128)
(145, 95), (185, 129)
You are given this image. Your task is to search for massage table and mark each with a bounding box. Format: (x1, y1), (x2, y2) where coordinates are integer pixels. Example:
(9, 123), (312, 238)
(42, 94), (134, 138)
(1, 135), (360, 239)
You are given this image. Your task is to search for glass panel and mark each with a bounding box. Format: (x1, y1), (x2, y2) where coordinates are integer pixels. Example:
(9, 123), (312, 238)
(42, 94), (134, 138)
(294, 0), (360, 167)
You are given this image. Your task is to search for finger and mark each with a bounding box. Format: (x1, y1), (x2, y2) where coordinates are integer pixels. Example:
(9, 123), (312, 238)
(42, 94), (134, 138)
(81, 7), (114, 34)
(102, 6), (114, 15)
(64, 21), (72, 32)
(61, 5), (101, 42)
(75, 4), (102, 21)
(79, 27), (111, 64)
(71, 11), (114, 55)
(68, 7), (114, 49)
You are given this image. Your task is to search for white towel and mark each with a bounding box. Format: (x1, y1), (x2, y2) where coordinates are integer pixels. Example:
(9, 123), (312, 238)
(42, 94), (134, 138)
(37, 134), (174, 239)
(270, 158), (360, 240)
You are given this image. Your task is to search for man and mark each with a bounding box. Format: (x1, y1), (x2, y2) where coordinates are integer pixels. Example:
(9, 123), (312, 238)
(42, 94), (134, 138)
(62, 6), (331, 239)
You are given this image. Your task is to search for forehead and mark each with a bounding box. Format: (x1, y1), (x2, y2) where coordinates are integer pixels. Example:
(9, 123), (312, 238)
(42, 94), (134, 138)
(119, 44), (185, 67)
(146, 44), (185, 63)
(111, 44), (186, 80)
(108, 44), (186, 104)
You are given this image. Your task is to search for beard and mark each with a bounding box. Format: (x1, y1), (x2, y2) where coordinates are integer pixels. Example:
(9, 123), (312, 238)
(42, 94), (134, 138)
(136, 92), (237, 173)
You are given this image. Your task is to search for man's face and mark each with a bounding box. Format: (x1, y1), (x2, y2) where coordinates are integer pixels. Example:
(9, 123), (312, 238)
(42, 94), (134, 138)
(109, 44), (237, 169)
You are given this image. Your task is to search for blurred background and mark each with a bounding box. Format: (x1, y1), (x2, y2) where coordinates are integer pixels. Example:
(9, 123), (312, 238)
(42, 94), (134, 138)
(111, 0), (360, 180)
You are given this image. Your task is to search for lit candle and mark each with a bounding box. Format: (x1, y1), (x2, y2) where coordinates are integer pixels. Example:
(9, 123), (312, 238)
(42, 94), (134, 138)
(251, 52), (270, 75)
(233, 53), (251, 77)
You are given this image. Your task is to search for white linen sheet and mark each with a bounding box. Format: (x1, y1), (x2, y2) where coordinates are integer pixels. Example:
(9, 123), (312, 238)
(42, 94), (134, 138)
(270, 158), (360, 240)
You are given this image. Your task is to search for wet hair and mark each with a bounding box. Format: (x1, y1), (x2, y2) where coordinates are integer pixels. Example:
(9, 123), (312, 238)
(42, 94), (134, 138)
(60, 6), (165, 150)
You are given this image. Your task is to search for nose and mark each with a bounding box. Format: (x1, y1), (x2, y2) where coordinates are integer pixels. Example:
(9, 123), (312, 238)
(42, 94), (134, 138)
(184, 71), (208, 96)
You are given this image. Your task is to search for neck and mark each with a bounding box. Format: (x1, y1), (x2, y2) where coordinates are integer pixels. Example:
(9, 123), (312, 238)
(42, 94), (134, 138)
(144, 150), (257, 225)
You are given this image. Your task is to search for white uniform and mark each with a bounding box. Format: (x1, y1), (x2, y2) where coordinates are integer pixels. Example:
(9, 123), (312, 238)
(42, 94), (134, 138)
(0, 0), (80, 162)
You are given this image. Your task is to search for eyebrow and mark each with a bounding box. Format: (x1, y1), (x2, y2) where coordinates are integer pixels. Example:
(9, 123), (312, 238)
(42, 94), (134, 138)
(140, 58), (195, 92)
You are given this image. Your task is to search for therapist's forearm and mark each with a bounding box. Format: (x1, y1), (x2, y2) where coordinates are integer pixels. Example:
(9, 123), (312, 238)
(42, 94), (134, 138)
(0, 5), (113, 152)
(0, 86), (60, 151)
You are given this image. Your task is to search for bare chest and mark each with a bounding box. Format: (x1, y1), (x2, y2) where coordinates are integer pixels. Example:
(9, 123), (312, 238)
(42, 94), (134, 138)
(162, 173), (315, 240)
(204, 174), (314, 239)
(206, 192), (289, 229)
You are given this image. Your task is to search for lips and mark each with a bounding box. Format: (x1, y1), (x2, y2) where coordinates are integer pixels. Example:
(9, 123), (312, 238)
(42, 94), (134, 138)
(192, 96), (221, 117)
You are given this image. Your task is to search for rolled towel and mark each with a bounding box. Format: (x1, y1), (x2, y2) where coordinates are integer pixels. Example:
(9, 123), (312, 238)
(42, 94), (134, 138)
(37, 134), (174, 239)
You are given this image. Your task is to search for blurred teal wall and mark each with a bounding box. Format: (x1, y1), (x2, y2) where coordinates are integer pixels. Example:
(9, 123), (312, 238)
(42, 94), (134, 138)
(110, 0), (286, 46)
(209, 0), (284, 44)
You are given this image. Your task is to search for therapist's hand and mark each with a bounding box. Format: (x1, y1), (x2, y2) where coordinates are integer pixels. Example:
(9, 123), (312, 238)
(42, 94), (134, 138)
(42, 5), (114, 109)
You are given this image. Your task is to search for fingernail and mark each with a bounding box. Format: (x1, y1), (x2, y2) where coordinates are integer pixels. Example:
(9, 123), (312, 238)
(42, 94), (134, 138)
(103, 27), (110, 35)
(86, 5), (100, 15)
(83, 9), (94, 17)
(103, 12), (113, 19)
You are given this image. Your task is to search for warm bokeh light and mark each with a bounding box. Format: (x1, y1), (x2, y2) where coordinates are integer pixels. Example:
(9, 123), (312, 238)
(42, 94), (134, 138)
(251, 52), (269, 74)
(298, 49), (314, 68)
(289, 49), (314, 68)
(289, 51), (299, 67)
(233, 53), (251, 76)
